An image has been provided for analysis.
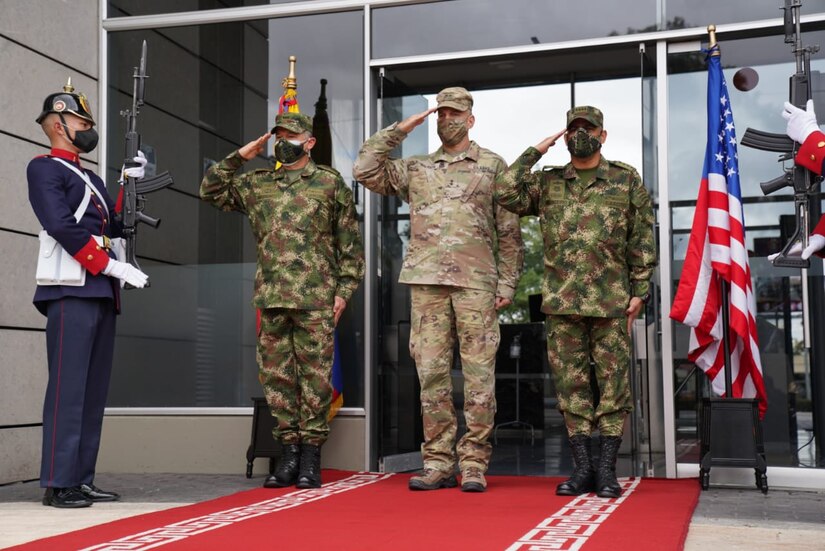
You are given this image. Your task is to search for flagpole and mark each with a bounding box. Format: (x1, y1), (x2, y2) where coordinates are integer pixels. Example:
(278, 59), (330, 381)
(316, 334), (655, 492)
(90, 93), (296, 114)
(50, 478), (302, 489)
(707, 25), (734, 398)
(719, 278), (734, 398)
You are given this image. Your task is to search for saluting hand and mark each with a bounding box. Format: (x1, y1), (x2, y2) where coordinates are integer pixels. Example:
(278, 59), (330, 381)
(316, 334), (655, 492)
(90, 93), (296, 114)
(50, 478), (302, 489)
(535, 128), (567, 155)
(239, 132), (272, 161)
(398, 107), (437, 134)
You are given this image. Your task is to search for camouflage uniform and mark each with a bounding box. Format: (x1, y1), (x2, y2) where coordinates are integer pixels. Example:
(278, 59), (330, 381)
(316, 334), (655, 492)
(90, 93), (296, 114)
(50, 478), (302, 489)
(353, 118), (523, 474)
(201, 118), (364, 445)
(496, 145), (655, 437)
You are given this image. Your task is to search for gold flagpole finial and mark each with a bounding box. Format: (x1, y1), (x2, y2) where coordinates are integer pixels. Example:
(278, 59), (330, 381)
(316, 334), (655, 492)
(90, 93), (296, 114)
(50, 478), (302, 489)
(707, 25), (721, 56)
(63, 77), (74, 93)
(282, 55), (297, 90)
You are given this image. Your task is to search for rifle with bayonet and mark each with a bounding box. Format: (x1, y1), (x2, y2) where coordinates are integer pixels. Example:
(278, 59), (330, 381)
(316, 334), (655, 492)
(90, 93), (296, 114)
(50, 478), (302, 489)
(118, 40), (174, 287)
(741, 0), (821, 268)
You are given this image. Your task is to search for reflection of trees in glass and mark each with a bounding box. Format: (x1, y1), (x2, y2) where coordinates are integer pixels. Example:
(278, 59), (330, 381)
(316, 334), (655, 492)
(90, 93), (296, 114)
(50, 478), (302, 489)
(499, 217), (543, 323)
(609, 16), (688, 37)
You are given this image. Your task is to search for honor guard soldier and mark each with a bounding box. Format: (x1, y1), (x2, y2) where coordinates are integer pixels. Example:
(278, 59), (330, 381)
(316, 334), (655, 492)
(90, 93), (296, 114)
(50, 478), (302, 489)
(496, 106), (656, 498)
(28, 80), (149, 508)
(353, 87), (524, 493)
(201, 112), (364, 489)
(775, 100), (825, 259)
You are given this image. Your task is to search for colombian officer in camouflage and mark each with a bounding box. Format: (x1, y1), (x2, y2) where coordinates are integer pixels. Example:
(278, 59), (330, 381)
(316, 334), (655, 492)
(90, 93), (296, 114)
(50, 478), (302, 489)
(201, 112), (364, 489)
(496, 106), (656, 498)
(353, 87), (524, 493)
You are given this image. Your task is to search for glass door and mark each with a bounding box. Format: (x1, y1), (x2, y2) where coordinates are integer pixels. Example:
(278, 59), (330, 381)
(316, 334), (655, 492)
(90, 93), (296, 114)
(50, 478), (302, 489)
(375, 70), (430, 472)
(373, 41), (662, 476)
(667, 30), (825, 471)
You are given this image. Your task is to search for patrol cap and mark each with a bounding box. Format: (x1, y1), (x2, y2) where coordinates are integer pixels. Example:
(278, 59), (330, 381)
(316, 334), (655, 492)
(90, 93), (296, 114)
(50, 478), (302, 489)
(436, 87), (473, 112)
(271, 112), (313, 135)
(566, 105), (603, 129)
(36, 78), (95, 125)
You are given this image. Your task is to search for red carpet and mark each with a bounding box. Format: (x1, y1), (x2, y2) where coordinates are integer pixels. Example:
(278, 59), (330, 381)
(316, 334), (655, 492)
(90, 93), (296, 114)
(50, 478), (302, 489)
(9, 471), (699, 550)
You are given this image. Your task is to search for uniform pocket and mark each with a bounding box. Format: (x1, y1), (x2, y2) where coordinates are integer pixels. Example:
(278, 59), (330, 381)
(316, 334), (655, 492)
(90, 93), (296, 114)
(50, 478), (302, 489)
(598, 205), (628, 245)
(296, 199), (325, 231)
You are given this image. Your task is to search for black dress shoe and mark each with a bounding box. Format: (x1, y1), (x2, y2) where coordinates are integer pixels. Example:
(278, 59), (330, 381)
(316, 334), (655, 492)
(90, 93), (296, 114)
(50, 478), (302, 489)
(43, 487), (93, 508)
(79, 483), (121, 502)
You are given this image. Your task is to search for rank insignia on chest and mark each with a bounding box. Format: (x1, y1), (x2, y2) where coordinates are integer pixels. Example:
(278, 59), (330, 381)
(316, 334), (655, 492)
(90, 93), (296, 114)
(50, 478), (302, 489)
(548, 181), (566, 200)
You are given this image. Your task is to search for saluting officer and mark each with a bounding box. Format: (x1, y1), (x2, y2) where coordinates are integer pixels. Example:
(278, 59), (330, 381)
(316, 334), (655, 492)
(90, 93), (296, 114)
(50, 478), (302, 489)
(496, 106), (656, 499)
(29, 80), (149, 508)
(353, 87), (524, 493)
(201, 112), (364, 489)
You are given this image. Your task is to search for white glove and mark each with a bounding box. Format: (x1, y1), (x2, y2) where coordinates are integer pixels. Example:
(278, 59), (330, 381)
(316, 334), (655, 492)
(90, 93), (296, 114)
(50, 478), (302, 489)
(782, 99), (820, 144)
(121, 150), (148, 181)
(767, 241), (801, 262)
(102, 259), (149, 288)
(803, 234), (825, 260)
(767, 233), (825, 262)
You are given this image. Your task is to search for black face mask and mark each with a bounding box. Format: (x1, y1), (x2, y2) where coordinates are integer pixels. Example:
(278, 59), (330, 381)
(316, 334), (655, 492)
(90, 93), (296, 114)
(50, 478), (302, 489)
(566, 127), (602, 158)
(273, 138), (307, 166)
(60, 115), (98, 153)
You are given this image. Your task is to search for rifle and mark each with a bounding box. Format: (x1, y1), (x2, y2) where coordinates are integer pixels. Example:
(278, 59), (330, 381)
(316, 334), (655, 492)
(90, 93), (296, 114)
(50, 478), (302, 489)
(118, 40), (174, 287)
(741, 0), (821, 268)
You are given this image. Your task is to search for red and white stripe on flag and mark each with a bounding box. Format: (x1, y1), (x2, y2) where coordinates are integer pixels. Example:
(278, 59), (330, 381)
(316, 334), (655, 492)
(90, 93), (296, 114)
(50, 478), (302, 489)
(670, 50), (767, 417)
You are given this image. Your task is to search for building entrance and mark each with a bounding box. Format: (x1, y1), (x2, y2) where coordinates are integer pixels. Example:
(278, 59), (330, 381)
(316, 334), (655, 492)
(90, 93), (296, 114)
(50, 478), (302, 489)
(371, 41), (666, 478)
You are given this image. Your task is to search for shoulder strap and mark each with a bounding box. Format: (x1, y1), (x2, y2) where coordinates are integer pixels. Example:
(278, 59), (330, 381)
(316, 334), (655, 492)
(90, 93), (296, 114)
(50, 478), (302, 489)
(51, 157), (108, 219)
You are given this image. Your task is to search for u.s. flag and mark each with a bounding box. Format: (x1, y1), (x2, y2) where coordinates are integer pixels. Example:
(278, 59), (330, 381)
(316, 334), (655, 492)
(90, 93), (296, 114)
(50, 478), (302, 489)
(669, 46), (768, 417)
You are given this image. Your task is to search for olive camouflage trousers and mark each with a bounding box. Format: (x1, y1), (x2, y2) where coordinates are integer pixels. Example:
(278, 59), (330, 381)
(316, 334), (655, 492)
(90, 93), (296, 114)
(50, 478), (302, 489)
(257, 308), (334, 446)
(546, 314), (631, 437)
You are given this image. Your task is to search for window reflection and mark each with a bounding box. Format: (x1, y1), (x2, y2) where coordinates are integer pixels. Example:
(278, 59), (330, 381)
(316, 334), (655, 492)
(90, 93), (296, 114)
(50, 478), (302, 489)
(106, 11), (365, 408)
(666, 0), (781, 28)
(669, 30), (825, 467)
(372, 0), (657, 58)
(107, 0), (286, 18)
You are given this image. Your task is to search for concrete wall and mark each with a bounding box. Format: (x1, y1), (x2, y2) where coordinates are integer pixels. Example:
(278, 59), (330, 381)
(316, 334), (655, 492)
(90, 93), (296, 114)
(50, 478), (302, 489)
(0, 0), (100, 485)
(97, 415), (366, 474)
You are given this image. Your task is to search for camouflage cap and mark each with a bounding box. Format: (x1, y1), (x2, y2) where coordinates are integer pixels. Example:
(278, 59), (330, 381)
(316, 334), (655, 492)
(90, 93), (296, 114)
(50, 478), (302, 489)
(566, 106), (603, 129)
(436, 87), (473, 112)
(272, 112), (313, 134)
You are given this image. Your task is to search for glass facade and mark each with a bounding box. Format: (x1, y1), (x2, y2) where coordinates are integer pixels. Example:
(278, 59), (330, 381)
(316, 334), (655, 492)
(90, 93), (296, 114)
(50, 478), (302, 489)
(108, 1), (279, 18)
(668, 30), (825, 468)
(665, 0), (783, 28)
(372, 0), (658, 58)
(105, 12), (365, 408)
(103, 0), (825, 473)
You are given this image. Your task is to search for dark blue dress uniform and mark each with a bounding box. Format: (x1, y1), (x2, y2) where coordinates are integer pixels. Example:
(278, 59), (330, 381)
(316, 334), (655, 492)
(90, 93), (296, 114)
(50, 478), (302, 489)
(27, 147), (123, 490)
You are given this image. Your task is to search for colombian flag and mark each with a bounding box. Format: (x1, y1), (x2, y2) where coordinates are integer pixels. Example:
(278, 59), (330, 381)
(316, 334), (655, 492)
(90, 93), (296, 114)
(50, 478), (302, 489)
(329, 332), (344, 420)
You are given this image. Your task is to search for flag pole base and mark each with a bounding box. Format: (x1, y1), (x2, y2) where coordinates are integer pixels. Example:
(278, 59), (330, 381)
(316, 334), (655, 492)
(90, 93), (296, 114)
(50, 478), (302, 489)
(699, 397), (768, 494)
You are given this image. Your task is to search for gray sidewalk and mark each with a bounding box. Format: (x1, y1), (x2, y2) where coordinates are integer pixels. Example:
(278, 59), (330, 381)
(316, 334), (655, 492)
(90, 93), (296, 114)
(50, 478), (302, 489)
(1, 473), (824, 550)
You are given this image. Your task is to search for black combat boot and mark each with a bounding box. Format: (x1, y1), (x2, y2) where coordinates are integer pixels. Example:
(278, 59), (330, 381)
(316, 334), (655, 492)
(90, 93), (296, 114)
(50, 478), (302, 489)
(263, 443), (300, 488)
(595, 435), (623, 498)
(556, 434), (595, 496)
(296, 443), (322, 489)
